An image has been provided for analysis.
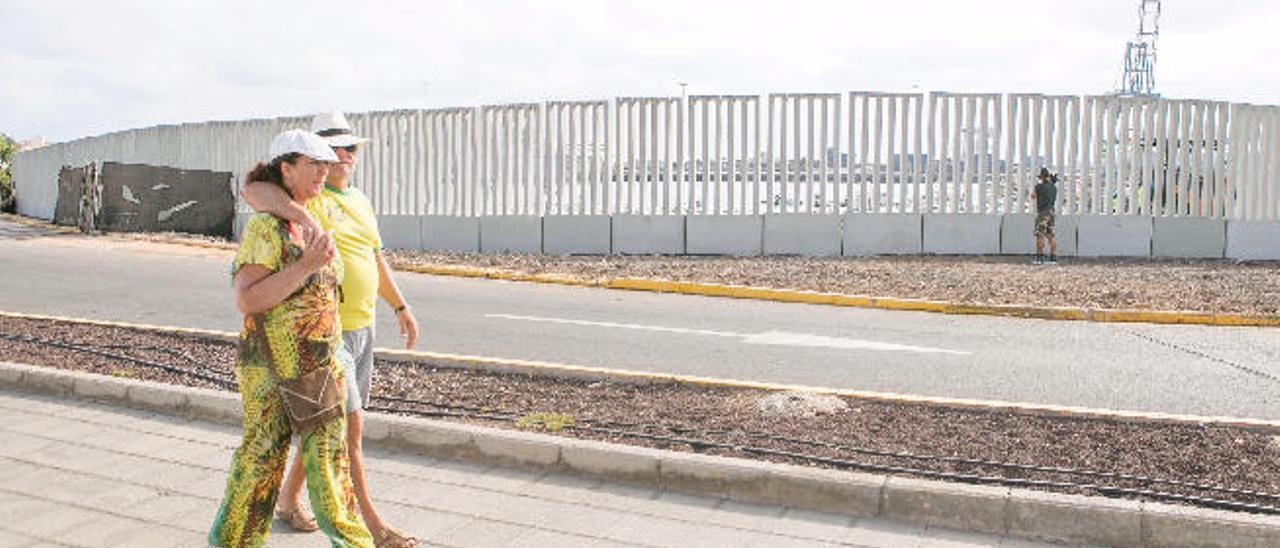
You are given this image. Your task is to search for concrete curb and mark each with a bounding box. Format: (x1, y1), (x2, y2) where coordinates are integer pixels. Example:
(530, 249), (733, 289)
(7, 309), (1280, 435)
(7, 213), (1276, 328)
(3, 361), (1278, 547)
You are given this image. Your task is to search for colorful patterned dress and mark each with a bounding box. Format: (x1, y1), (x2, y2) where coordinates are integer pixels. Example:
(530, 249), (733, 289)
(209, 213), (373, 548)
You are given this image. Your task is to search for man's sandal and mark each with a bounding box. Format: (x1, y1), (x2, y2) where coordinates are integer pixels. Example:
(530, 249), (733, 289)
(375, 527), (420, 548)
(275, 506), (319, 532)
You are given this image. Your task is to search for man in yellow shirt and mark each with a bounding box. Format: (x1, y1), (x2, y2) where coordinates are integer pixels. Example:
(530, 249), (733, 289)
(242, 112), (419, 547)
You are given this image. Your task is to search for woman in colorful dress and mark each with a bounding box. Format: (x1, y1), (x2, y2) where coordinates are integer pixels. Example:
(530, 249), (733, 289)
(209, 129), (373, 548)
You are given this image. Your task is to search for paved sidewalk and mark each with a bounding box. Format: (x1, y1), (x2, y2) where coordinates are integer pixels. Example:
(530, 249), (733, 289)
(0, 390), (1066, 547)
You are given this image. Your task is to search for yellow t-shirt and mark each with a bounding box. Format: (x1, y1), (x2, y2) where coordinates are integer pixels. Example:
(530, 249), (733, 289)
(307, 184), (382, 331)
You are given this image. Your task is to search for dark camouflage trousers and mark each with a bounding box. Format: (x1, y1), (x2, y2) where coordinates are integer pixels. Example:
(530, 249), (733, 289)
(1035, 211), (1055, 238)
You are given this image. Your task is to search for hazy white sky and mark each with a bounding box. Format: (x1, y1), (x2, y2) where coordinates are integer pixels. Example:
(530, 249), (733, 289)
(2, 0), (1276, 143)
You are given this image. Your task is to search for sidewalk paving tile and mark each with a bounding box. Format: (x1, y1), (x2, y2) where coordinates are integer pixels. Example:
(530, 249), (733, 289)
(601, 514), (754, 548)
(102, 523), (208, 548)
(0, 388), (1050, 548)
(585, 540), (649, 548)
(619, 490), (719, 522)
(572, 481), (662, 512)
(770, 508), (858, 539)
(375, 503), (473, 541)
(16, 439), (119, 472)
(433, 517), (530, 547)
(1000, 536), (1091, 547)
(843, 517), (927, 547)
(127, 493), (213, 524)
(5, 412), (106, 442)
(160, 438), (236, 470)
(741, 530), (846, 548)
(79, 427), (189, 457)
(52, 514), (156, 547)
(503, 502), (637, 537)
(520, 472), (604, 497)
(0, 529), (33, 547)
(0, 430), (55, 458)
(2, 496), (99, 539)
(704, 500), (787, 530)
(455, 462), (545, 492)
(500, 527), (610, 548)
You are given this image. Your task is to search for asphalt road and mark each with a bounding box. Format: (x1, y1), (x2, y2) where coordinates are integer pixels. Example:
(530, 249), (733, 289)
(3, 219), (1280, 420)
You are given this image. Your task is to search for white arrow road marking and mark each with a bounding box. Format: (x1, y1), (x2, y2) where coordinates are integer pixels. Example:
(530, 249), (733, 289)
(485, 313), (969, 355)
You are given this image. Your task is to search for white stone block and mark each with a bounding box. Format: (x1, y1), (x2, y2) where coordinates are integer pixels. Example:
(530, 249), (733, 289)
(480, 216), (542, 253)
(1152, 217), (1225, 258)
(1077, 216), (1152, 257)
(922, 214), (1001, 255)
(1226, 221), (1280, 260)
(611, 215), (685, 255)
(842, 214), (922, 256)
(422, 216), (480, 252)
(687, 215), (762, 255)
(543, 215), (611, 254)
(377, 215), (423, 251)
(763, 214), (841, 256)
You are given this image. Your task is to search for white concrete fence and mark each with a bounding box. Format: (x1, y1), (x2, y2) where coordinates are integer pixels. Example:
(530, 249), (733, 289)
(14, 92), (1280, 258)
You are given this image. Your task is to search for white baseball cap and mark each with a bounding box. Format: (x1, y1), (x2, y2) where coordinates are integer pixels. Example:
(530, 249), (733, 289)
(311, 111), (371, 148)
(268, 129), (339, 163)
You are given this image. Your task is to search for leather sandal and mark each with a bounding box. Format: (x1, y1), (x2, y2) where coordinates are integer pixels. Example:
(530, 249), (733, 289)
(275, 505), (319, 532)
(375, 527), (420, 548)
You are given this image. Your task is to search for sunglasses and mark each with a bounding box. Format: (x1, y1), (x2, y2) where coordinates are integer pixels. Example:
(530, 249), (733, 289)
(332, 145), (358, 153)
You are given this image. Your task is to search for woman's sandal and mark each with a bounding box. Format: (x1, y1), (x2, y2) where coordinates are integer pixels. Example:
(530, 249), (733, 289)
(375, 527), (420, 548)
(275, 505), (319, 532)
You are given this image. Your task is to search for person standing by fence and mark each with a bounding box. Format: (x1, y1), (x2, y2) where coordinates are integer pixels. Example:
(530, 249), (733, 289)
(242, 112), (420, 548)
(1032, 167), (1058, 265)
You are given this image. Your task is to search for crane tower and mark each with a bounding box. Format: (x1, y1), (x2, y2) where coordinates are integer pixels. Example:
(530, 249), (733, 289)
(1118, 0), (1162, 96)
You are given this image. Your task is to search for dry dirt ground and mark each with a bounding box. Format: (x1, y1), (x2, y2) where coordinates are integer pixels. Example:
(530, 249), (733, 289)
(387, 252), (1280, 315)
(4, 314), (1279, 515)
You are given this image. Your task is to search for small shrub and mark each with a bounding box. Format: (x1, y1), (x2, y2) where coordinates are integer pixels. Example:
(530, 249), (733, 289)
(516, 412), (575, 432)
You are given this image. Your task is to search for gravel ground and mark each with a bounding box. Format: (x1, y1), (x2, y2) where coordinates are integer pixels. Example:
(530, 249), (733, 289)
(4, 314), (1279, 514)
(386, 250), (1280, 316)
(6, 213), (1279, 315)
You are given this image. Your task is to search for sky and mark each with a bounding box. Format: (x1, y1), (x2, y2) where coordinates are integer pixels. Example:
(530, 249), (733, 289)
(2, 0), (1277, 144)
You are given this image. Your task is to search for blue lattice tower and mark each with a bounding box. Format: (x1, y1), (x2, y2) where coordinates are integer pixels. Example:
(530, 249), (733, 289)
(1118, 0), (1162, 97)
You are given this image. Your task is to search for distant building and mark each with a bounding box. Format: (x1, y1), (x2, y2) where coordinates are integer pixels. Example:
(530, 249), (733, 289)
(18, 136), (46, 151)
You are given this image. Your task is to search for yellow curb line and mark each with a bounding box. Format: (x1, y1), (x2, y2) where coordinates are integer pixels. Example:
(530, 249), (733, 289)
(6, 213), (1277, 327)
(396, 263), (605, 287)
(5, 309), (1280, 433)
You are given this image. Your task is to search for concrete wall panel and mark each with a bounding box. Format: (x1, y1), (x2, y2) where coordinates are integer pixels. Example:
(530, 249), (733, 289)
(1151, 217), (1225, 259)
(422, 216), (480, 252)
(687, 215), (762, 255)
(842, 214), (922, 256)
(480, 216), (542, 253)
(763, 214), (841, 256)
(1077, 216), (1152, 257)
(377, 215), (423, 251)
(544, 215), (611, 255)
(611, 215), (684, 255)
(1227, 221), (1280, 260)
(923, 215), (1001, 255)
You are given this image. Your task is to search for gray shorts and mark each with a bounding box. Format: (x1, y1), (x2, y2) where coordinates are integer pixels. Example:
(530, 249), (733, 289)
(341, 326), (375, 413)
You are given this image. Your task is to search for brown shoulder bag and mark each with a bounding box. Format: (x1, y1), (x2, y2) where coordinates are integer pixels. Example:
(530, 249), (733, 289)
(277, 364), (344, 434)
